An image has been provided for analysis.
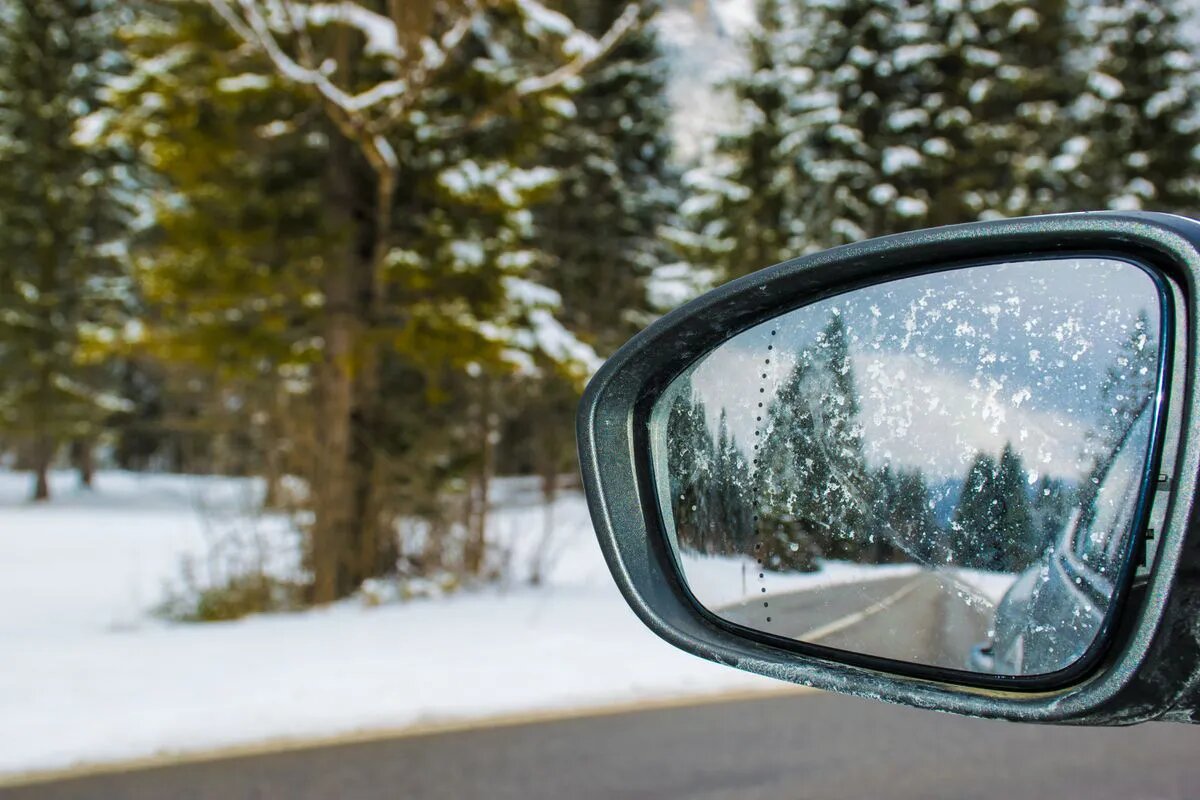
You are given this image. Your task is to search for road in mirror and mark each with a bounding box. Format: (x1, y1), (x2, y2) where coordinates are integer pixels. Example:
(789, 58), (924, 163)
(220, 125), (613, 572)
(650, 258), (1162, 678)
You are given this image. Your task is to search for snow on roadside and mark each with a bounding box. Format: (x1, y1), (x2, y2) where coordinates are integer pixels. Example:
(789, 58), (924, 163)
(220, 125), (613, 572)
(945, 567), (1020, 607)
(0, 471), (783, 776)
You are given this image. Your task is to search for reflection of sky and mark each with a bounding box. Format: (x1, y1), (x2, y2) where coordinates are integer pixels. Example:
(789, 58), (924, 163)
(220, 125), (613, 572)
(676, 258), (1161, 481)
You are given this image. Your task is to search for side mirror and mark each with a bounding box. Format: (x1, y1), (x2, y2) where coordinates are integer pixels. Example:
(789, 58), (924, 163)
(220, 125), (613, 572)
(578, 211), (1200, 725)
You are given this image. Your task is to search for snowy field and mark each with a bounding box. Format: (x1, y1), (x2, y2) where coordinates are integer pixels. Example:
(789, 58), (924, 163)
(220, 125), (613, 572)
(0, 470), (794, 777)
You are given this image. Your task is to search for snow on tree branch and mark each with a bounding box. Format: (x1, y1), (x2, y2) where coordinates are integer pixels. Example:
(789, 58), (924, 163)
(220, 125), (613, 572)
(205, 0), (643, 135)
(514, 2), (640, 96)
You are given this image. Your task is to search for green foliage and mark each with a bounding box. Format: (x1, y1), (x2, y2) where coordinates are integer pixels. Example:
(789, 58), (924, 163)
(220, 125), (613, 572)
(535, 0), (678, 350)
(678, 0), (1200, 283)
(118, 26), (330, 374)
(951, 444), (1037, 572)
(96, 0), (655, 599)
(870, 465), (940, 565)
(6, 0), (1196, 609)
(158, 573), (307, 622)
(757, 313), (872, 567)
(1068, 1), (1200, 213)
(497, 0), (680, 496)
(0, 0), (134, 494)
(664, 384), (756, 556)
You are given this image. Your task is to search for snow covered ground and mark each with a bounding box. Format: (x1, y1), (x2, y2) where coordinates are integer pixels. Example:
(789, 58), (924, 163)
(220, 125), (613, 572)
(0, 470), (793, 777)
(948, 567), (1020, 608)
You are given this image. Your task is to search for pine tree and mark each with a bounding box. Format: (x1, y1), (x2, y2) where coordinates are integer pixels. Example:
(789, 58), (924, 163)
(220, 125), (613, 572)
(536, 0), (678, 350)
(705, 0), (807, 274)
(996, 443), (1036, 569)
(0, 0), (132, 500)
(952, 451), (1003, 570)
(699, 0), (1081, 263)
(757, 312), (872, 568)
(777, 0), (926, 248)
(663, 0), (821, 283)
(497, 0), (680, 517)
(871, 465), (940, 565)
(658, 167), (741, 299)
(109, 0), (638, 600)
(665, 384), (717, 552)
(918, 0), (1079, 221)
(952, 443), (1035, 571)
(1068, 0), (1200, 214)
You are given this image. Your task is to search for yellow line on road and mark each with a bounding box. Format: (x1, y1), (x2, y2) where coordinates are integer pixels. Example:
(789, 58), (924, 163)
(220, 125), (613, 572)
(0, 684), (819, 789)
(799, 577), (927, 643)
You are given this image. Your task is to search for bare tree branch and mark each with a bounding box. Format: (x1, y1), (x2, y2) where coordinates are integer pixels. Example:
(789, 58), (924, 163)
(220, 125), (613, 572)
(208, 0), (399, 170)
(205, 0), (644, 178)
(209, 0), (642, 122)
(514, 3), (640, 97)
(209, 0), (354, 108)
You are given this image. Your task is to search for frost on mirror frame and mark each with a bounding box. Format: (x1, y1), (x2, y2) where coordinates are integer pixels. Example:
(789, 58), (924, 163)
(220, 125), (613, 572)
(649, 258), (1163, 678)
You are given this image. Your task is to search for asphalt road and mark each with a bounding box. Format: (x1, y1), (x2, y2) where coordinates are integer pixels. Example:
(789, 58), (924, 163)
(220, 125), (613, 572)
(10, 691), (1200, 800)
(720, 572), (992, 672)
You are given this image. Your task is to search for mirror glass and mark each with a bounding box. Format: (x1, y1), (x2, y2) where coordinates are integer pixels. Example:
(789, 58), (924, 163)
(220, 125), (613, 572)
(650, 258), (1163, 678)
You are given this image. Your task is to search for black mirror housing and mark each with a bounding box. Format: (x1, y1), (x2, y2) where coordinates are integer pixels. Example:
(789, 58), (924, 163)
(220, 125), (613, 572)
(577, 211), (1200, 725)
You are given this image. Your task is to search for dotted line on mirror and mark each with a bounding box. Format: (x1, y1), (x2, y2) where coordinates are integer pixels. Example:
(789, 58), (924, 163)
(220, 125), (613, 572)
(752, 329), (777, 625)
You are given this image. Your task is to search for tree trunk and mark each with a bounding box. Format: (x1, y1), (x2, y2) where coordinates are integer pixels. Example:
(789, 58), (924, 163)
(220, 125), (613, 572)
(350, 357), (388, 581)
(531, 469), (558, 586)
(462, 378), (495, 576)
(72, 439), (94, 490)
(260, 386), (286, 510)
(308, 27), (396, 602)
(421, 515), (447, 574)
(262, 452), (283, 509)
(309, 79), (360, 601)
(31, 436), (52, 502)
(310, 264), (357, 603)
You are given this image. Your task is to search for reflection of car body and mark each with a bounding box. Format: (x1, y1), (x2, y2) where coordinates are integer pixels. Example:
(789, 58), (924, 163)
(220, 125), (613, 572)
(970, 434), (1145, 676)
(969, 523), (1114, 675)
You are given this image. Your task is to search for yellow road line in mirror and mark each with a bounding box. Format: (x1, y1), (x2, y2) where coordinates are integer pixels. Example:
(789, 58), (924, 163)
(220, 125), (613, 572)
(800, 577), (926, 643)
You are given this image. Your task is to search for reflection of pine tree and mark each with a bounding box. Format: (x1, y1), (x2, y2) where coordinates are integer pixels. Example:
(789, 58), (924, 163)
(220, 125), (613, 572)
(951, 444), (1035, 571)
(713, 410), (753, 552)
(870, 466), (940, 565)
(756, 340), (820, 570)
(756, 313), (872, 568)
(1078, 309), (1158, 529)
(665, 384), (754, 554)
(666, 386), (714, 551)
(996, 443), (1037, 568)
(1098, 310), (1158, 439)
(952, 452), (1003, 569)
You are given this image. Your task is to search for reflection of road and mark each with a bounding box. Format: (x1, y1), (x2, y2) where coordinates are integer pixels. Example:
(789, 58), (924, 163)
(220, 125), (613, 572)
(718, 573), (993, 672)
